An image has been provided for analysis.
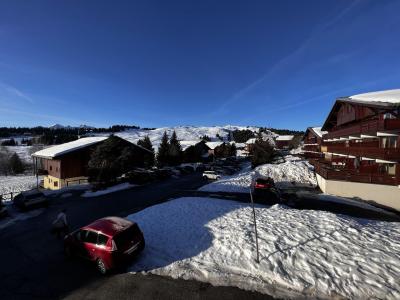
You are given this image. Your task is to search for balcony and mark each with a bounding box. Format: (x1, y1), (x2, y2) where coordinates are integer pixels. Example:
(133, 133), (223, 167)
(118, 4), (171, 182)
(325, 119), (400, 139)
(313, 160), (399, 186)
(326, 144), (400, 161)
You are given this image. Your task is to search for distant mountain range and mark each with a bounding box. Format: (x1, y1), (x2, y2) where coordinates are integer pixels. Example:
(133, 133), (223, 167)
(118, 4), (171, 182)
(49, 124), (95, 130)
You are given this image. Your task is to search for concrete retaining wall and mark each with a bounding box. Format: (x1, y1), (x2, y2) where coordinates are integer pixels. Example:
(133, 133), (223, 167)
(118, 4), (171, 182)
(316, 174), (400, 211)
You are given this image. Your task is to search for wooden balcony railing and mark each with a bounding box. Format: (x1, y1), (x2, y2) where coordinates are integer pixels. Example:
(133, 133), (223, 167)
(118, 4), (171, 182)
(325, 119), (400, 139)
(312, 160), (399, 186)
(326, 145), (400, 160)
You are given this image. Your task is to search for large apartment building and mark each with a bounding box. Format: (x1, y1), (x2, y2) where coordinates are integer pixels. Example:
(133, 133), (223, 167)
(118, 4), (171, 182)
(305, 89), (400, 211)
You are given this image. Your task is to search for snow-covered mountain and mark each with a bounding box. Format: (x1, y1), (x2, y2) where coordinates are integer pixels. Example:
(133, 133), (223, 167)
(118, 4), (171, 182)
(114, 125), (276, 150)
(48, 124), (94, 130)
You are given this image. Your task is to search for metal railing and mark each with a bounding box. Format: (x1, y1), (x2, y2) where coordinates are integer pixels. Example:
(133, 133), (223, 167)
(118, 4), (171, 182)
(326, 144), (400, 160)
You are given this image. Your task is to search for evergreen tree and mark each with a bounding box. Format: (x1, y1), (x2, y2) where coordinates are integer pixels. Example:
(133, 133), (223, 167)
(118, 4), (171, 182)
(9, 153), (24, 174)
(201, 135), (211, 142)
(156, 131), (170, 167)
(137, 136), (155, 167)
(250, 140), (275, 168)
(168, 131), (183, 166)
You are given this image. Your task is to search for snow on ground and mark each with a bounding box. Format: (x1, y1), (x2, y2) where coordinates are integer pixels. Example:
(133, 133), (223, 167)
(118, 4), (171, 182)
(199, 155), (317, 193)
(114, 125), (268, 151)
(0, 175), (40, 201)
(128, 197), (400, 299)
(81, 182), (136, 197)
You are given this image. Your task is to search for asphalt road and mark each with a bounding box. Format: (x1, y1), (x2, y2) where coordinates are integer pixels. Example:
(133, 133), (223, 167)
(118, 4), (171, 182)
(0, 173), (273, 300)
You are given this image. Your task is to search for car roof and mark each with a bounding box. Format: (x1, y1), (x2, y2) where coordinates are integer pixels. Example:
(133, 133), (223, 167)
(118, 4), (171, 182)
(83, 216), (135, 237)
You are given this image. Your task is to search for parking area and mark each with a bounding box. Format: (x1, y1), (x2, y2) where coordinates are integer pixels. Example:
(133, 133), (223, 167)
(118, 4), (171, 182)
(0, 171), (271, 299)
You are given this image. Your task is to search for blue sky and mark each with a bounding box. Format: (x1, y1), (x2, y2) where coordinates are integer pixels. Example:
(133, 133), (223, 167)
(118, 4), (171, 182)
(0, 0), (399, 129)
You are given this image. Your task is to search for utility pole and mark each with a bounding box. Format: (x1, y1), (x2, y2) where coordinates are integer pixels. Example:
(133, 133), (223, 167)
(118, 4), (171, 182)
(249, 183), (260, 264)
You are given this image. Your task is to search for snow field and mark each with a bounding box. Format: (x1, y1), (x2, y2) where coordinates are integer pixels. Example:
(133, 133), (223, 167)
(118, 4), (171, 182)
(128, 197), (400, 299)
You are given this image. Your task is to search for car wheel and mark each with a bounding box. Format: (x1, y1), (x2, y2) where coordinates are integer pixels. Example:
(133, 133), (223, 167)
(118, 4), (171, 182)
(96, 258), (107, 275)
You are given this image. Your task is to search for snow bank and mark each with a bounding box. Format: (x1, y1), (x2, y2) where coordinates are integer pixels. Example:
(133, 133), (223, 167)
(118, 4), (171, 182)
(199, 156), (317, 193)
(81, 182), (136, 197)
(128, 197), (400, 299)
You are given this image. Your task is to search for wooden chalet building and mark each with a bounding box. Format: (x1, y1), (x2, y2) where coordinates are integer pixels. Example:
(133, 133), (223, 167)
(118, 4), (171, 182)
(275, 135), (294, 149)
(309, 89), (400, 210)
(301, 127), (327, 159)
(32, 136), (151, 190)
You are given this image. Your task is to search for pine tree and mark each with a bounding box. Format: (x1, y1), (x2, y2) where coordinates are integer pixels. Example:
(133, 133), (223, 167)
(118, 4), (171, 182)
(168, 131), (183, 166)
(9, 153), (24, 174)
(137, 136), (155, 167)
(156, 131), (170, 167)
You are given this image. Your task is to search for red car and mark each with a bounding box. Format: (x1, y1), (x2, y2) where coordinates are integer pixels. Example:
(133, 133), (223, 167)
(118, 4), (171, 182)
(64, 216), (145, 274)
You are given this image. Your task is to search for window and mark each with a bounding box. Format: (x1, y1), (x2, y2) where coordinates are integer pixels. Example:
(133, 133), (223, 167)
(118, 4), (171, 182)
(387, 164), (396, 176)
(97, 234), (109, 246)
(383, 113), (395, 119)
(54, 181), (58, 187)
(82, 230), (98, 244)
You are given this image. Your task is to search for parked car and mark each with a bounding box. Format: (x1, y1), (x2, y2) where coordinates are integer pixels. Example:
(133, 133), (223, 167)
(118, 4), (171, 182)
(64, 216), (145, 274)
(13, 190), (48, 211)
(253, 177), (281, 204)
(203, 170), (221, 180)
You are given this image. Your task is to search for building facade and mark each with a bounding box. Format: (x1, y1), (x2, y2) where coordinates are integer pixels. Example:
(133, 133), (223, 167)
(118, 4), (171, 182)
(308, 89), (400, 210)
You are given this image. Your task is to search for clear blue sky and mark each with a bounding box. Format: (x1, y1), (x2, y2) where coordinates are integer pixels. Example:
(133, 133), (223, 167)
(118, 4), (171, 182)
(0, 0), (399, 129)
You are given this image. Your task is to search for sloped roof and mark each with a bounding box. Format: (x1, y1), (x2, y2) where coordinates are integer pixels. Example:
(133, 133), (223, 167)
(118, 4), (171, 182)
(32, 137), (108, 159)
(245, 138), (257, 144)
(205, 141), (224, 150)
(322, 89), (400, 131)
(348, 89), (400, 105)
(180, 140), (202, 151)
(276, 135), (294, 141)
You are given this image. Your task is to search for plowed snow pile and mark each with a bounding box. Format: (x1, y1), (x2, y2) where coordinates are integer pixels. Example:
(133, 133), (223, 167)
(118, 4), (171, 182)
(128, 197), (400, 299)
(199, 155), (317, 193)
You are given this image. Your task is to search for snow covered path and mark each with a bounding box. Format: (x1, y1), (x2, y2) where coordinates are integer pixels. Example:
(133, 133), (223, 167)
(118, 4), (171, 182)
(128, 197), (400, 299)
(199, 155), (317, 193)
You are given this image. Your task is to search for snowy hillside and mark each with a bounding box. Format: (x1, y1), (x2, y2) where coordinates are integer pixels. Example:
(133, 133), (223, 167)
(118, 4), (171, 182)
(199, 155), (317, 193)
(115, 125), (270, 151)
(128, 197), (400, 299)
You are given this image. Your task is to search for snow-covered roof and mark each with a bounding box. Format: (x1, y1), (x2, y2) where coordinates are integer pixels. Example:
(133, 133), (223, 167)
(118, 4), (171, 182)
(245, 138), (257, 144)
(276, 135), (294, 141)
(32, 137), (108, 159)
(180, 140), (202, 151)
(347, 89), (400, 105)
(311, 127), (327, 138)
(205, 141), (224, 150)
